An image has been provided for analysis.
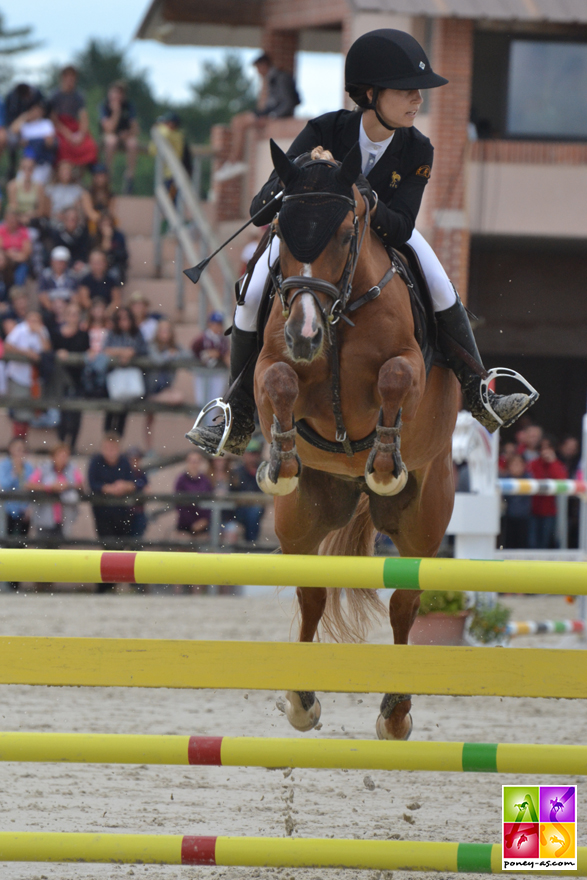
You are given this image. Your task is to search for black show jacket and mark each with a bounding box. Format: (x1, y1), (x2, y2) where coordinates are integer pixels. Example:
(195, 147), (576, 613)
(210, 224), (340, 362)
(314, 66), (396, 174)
(250, 109), (434, 248)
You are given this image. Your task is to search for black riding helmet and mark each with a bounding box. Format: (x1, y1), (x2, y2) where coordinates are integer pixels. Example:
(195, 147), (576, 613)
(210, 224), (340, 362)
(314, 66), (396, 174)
(345, 29), (448, 130)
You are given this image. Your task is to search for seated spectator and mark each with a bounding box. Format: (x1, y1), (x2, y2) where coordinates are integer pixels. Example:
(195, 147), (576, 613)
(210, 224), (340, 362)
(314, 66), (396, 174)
(103, 306), (148, 436)
(4, 310), (51, 438)
(126, 446), (149, 541)
(27, 442), (83, 538)
(78, 249), (122, 310)
(14, 103), (57, 185)
(192, 311), (229, 408)
(175, 450), (214, 538)
(51, 206), (92, 271)
(149, 112), (190, 189)
(230, 438), (265, 543)
(49, 65), (98, 167)
(88, 433), (136, 592)
(0, 94), (7, 159)
(145, 318), (185, 450)
(6, 155), (47, 227)
(100, 81), (139, 193)
(38, 246), (78, 314)
(128, 291), (159, 343)
(0, 437), (34, 588)
(0, 209), (32, 285)
(0, 249), (15, 316)
(86, 297), (109, 352)
(215, 53), (300, 182)
(51, 302), (90, 452)
(528, 436), (568, 550)
(4, 82), (45, 178)
(501, 454), (531, 549)
(88, 164), (116, 224)
(1, 287), (29, 338)
(46, 160), (98, 224)
(92, 212), (128, 283)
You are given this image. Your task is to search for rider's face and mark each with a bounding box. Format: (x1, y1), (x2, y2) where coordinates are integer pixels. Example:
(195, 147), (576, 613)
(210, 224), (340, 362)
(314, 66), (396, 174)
(368, 88), (423, 130)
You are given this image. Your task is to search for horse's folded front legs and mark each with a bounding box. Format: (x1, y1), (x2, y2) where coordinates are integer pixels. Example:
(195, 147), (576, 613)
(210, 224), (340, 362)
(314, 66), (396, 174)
(365, 354), (423, 497)
(256, 362), (301, 497)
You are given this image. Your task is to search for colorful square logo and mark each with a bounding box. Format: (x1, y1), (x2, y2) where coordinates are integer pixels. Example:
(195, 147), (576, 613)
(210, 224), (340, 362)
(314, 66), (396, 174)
(503, 786), (577, 871)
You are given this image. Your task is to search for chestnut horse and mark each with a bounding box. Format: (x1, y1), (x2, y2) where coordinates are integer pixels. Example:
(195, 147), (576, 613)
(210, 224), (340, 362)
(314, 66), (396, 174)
(254, 141), (458, 740)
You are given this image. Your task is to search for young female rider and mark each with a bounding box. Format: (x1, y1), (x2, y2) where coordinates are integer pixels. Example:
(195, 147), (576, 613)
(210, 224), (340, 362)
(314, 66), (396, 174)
(189, 29), (536, 456)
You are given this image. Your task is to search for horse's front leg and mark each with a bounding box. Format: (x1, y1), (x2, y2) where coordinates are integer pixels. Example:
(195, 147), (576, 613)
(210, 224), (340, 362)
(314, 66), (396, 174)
(365, 353), (424, 497)
(256, 361), (301, 496)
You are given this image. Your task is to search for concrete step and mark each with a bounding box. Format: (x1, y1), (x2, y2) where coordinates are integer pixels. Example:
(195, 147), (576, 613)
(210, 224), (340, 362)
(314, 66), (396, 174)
(116, 196), (155, 237)
(127, 234), (177, 280)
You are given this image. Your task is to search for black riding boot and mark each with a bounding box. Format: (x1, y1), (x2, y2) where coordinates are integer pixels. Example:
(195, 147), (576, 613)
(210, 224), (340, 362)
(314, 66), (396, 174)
(436, 295), (537, 433)
(186, 326), (257, 455)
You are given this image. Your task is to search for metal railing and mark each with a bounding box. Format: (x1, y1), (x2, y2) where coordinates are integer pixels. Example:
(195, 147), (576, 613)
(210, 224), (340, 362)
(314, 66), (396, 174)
(150, 127), (235, 317)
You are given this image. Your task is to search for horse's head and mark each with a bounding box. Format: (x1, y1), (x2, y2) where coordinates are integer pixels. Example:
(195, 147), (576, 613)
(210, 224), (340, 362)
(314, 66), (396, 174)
(270, 139), (365, 364)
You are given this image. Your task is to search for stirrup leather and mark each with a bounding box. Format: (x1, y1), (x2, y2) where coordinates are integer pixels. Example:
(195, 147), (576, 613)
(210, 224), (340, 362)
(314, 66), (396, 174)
(479, 368), (539, 428)
(189, 398), (232, 457)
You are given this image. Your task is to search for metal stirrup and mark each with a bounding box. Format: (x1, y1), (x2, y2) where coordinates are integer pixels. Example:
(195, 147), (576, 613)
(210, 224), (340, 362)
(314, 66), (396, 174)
(189, 398), (233, 457)
(479, 368), (540, 427)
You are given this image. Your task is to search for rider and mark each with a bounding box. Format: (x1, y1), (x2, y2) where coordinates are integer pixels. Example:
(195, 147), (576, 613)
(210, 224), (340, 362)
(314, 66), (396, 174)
(189, 28), (537, 456)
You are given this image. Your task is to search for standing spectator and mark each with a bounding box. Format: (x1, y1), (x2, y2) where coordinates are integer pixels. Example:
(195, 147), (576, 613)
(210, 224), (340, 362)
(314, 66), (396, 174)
(128, 291), (160, 343)
(501, 454), (531, 549)
(92, 212), (128, 283)
(81, 298), (109, 398)
(518, 424), (543, 464)
(214, 53), (300, 182)
(230, 438), (265, 543)
(38, 246), (78, 314)
(103, 306), (148, 436)
(49, 65), (98, 167)
(145, 318), (185, 450)
(528, 436), (568, 549)
(100, 82), (139, 193)
(126, 446), (149, 541)
(148, 112), (189, 189)
(0, 209), (32, 285)
(88, 433), (136, 592)
(27, 442), (83, 539)
(0, 437), (34, 589)
(51, 206), (92, 270)
(4, 310), (51, 438)
(6, 155), (47, 226)
(46, 161), (98, 224)
(78, 250), (122, 310)
(191, 311), (229, 407)
(51, 302), (90, 452)
(558, 435), (581, 548)
(175, 450), (214, 538)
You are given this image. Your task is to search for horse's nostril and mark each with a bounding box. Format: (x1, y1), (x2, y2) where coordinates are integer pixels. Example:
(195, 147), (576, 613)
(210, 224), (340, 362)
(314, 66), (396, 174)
(284, 326), (293, 347)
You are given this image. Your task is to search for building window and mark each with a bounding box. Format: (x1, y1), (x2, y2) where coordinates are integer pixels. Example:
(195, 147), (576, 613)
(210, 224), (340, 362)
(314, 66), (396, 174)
(471, 29), (587, 141)
(507, 40), (587, 138)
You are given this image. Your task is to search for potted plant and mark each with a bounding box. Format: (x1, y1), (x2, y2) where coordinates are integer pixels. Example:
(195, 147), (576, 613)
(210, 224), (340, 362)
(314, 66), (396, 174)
(464, 601), (511, 647)
(409, 590), (470, 646)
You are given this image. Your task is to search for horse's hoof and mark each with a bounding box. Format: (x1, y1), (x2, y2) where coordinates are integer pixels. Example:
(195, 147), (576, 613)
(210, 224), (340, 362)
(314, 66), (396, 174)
(285, 692), (322, 731)
(365, 463), (408, 497)
(256, 461), (299, 496)
(376, 712), (413, 741)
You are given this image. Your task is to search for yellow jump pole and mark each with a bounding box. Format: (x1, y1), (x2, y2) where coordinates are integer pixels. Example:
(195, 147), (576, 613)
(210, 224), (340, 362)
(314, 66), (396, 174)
(0, 833), (585, 873)
(1, 637), (586, 699)
(0, 549), (586, 595)
(1, 734), (586, 776)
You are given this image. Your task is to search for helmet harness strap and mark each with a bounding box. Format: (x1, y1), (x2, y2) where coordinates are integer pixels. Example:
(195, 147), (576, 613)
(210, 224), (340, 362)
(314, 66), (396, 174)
(368, 86), (396, 133)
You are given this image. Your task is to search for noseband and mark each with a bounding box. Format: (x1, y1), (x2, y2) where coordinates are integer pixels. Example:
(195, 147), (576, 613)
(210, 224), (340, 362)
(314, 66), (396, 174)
(270, 192), (370, 328)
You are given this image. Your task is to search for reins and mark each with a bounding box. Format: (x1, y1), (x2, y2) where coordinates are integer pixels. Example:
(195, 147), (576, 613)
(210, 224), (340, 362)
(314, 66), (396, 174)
(273, 192), (397, 457)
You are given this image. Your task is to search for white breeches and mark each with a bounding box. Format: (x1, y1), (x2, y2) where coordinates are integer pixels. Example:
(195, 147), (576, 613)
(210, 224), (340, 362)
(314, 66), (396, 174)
(233, 228), (456, 332)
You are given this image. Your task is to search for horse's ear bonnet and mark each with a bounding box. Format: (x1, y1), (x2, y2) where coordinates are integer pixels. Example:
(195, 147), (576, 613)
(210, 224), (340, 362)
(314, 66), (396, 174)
(270, 139), (361, 264)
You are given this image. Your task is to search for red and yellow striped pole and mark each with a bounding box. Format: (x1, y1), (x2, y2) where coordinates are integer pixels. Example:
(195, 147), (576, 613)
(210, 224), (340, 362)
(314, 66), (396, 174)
(0, 549), (586, 595)
(1, 833), (585, 873)
(1, 733), (586, 776)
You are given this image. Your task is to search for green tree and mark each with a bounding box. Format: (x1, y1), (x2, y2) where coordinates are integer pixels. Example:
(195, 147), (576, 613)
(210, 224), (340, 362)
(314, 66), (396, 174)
(0, 10), (40, 88)
(180, 53), (257, 145)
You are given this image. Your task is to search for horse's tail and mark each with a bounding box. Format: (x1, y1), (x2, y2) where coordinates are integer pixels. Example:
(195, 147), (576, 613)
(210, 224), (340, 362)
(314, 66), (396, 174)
(317, 494), (386, 643)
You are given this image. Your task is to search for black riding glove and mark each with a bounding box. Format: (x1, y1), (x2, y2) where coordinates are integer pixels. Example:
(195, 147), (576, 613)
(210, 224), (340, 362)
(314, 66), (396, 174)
(356, 174), (377, 212)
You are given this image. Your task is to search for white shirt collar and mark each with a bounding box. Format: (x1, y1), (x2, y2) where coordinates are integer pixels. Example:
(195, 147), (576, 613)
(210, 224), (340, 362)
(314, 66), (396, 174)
(359, 117), (395, 175)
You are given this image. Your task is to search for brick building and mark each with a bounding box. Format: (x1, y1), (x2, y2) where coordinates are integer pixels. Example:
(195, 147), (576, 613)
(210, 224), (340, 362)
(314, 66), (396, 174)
(137, 0), (587, 438)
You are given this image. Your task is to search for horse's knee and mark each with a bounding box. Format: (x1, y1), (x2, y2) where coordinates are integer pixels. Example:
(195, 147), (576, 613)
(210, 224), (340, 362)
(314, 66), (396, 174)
(262, 362), (299, 414)
(378, 356), (423, 421)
